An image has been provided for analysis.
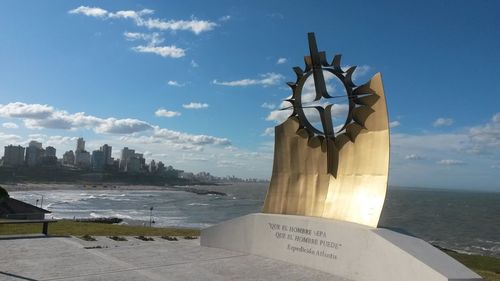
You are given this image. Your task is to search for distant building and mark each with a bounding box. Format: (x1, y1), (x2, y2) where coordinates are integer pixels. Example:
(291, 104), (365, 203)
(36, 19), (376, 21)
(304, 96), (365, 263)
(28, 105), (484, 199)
(157, 161), (166, 174)
(45, 146), (56, 157)
(149, 160), (157, 173)
(75, 150), (91, 168)
(74, 138), (90, 168)
(76, 138), (85, 152)
(180, 172), (195, 179)
(29, 141), (42, 149)
(120, 147), (135, 171)
(41, 146), (58, 165)
(91, 150), (105, 171)
(196, 171), (216, 182)
(25, 141), (44, 167)
(135, 153), (145, 170)
(2, 145), (25, 167)
(126, 156), (141, 173)
(100, 144), (113, 165)
(62, 150), (75, 165)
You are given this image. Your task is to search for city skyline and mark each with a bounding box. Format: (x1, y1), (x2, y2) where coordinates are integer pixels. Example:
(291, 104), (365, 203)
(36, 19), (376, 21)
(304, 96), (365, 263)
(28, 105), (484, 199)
(1, 137), (264, 184)
(2, 137), (167, 172)
(0, 1), (499, 190)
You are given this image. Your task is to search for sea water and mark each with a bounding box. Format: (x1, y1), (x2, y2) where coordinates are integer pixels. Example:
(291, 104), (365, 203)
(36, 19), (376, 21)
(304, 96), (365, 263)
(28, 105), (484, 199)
(9, 183), (500, 258)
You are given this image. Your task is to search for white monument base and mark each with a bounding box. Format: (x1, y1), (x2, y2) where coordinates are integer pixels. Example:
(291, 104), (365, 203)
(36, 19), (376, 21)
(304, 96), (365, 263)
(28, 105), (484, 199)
(201, 213), (482, 281)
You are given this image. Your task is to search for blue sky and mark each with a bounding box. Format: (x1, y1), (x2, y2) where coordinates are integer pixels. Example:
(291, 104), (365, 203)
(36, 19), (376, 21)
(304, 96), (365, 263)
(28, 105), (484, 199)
(0, 1), (499, 190)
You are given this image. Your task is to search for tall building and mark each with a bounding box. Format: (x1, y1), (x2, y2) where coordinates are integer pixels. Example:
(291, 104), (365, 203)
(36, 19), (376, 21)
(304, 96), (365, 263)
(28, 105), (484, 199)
(100, 144), (112, 165)
(42, 146), (57, 166)
(120, 147), (135, 171)
(2, 145), (25, 167)
(75, 150), (91, 168)
(62, 150), (75, 165)
(28, 141), (42, 149)
(91, 150), (105, 171)
(149, 160), (157, 173)
(157, 161), (166, 174)
(74, 138), (90, 168)
(135, 153), (145, 170)
(45, 146), (56, 157)
(76, 138), (85, 152)
(126, 156), (141, 173)
(25, 141), (44, 167)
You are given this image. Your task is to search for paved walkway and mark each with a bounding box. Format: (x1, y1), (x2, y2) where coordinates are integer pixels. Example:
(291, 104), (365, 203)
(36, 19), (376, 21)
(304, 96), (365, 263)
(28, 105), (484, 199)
(0, 236), (348, 281)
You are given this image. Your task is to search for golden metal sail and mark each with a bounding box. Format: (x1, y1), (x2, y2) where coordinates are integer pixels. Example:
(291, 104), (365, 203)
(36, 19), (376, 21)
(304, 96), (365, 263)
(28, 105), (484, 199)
(262, 33), (389, 228)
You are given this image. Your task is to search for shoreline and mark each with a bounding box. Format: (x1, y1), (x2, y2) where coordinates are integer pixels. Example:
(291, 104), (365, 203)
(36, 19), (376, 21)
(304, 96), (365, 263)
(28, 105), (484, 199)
(1, 182), (222, 192)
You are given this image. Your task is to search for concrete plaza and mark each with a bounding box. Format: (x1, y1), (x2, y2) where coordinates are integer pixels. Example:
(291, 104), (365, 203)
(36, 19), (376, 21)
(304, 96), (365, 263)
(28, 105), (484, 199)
(0, 236), (348, 281)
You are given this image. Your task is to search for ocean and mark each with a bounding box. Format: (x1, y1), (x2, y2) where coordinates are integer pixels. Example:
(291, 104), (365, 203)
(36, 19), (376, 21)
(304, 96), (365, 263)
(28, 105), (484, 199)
(8, 183), (500, 258)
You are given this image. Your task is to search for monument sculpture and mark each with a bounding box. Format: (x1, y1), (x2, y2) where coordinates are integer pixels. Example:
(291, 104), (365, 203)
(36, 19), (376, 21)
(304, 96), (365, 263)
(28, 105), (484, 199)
(263, 33), (389, 228)
(201, 33), (482, 281)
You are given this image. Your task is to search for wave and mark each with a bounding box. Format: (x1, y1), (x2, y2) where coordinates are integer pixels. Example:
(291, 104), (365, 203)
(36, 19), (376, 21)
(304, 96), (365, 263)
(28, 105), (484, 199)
(188, 203), (210, 206)
(111, 213), (133, 219)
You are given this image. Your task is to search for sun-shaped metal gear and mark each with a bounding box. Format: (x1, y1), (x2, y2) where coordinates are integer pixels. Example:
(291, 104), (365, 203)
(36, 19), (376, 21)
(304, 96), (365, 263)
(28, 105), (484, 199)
(284, 32), (376, 142)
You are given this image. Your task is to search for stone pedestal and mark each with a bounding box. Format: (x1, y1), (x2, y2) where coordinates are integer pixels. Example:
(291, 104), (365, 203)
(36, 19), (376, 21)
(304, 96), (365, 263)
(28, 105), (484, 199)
(201, 213), (482, 281)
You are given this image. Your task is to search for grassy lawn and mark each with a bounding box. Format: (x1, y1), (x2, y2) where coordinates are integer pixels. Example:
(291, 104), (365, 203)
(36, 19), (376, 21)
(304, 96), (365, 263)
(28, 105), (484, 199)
(443, 250), (500, 281)
(0, 220), (200, 236)
(0, 221), (498, 280)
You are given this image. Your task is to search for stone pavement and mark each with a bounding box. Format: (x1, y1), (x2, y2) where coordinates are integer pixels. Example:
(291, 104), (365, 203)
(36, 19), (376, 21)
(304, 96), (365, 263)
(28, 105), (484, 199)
(0, 236), (349, 281)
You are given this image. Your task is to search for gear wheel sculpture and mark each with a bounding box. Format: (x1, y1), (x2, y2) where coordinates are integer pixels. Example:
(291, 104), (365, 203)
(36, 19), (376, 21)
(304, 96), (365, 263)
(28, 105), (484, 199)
(263, 33), (390, 227)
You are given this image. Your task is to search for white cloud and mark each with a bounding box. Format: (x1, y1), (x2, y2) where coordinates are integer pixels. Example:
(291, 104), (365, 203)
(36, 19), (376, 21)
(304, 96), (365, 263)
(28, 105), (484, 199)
(391, 133), (468, 154)
(213, 73), (284, 87)
(262, 127), (275, 136)
(153, 127), (230, 146)
(45, 136), (79, 146)
(0, 102), (54, 119)
(2, 122), (18, 129)
(95, 118), (153, 134)
(0, 132), (22, 143)
(167, 80), (185, 87)
(437, 159), (465, 165)
(389, 121), (401, 128)
(124, 32), (143, 41)
(219, 15), (231, 22)
(124, 32), (184, 59)
(137, 18), (217, 34)
(433, 117), (454, 127)
(0, 102), (233, 149)
(266, 103), (348, 126)
(0, 102), (154, 134)
(132, 45), (186, 58)
(68, 6), (108, 18)
(276, 58), (287, 64)
(190, 60), (199, 68)
(23, 111), (102, 130)
(183, 103), (209, 109)
(468, 113), (500, 148)
(405, 154), (423, 160)
(342, 65), (371, 82)
(266, 108), (292, 124)
(123, 32), (163, 45)
(69, 6), (217, 35)
(155, 109), (181, 117)
(261, 103), (276, 110)
(109, 9), (153, 20)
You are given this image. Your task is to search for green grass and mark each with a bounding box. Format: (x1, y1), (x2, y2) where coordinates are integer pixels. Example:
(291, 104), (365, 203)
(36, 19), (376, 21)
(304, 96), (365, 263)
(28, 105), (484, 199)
(0, 220), (200, 237)
(443, 250), (500, 281)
